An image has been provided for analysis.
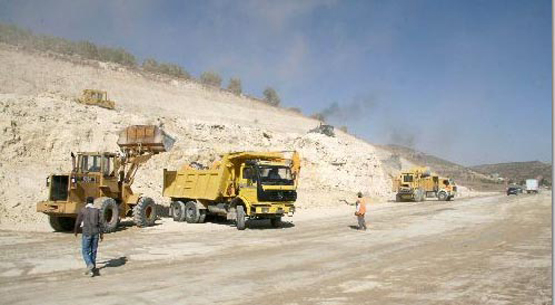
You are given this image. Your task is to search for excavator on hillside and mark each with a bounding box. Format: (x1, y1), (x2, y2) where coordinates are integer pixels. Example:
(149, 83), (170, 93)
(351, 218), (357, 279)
(76, 89), (116, 110)
(37, 125), (175, 232)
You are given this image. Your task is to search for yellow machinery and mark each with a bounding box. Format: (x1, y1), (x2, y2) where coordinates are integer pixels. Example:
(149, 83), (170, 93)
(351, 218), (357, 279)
(393, 167), (457, 202)
(76, 89), (116, 110)
(37, 125), (175, 232)
(163, 151), (301, 230)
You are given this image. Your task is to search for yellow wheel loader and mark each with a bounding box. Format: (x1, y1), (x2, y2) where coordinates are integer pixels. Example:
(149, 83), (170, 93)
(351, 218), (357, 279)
(163, 151), (301, 230)
(37, 125), (175, 232)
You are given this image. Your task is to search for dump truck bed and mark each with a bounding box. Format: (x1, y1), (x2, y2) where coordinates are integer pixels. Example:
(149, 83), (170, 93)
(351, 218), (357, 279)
(163, 168), (230, 201)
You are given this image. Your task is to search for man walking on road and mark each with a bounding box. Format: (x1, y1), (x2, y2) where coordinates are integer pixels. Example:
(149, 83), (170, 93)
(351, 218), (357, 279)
(74, 197), (104, 277)
(355, 192), (367, 231)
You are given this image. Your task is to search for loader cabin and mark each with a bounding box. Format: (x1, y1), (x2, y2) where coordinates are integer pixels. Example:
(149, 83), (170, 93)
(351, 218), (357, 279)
(45, 152), (119, 204)
(83, 89), (109, 102)
(73, 152), (119, 178)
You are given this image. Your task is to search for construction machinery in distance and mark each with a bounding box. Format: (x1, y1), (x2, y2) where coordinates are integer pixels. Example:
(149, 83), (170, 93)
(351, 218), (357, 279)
(37, 125), (175, 232)
(309, 123), (335, 137)
(76, 89), (116, 110)
(393, 167), (457, 202)
(163, 151), (301, 230)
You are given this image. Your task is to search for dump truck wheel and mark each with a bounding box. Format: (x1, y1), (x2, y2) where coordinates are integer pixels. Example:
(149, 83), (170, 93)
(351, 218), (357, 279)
(413, 192), (419, 202)
(198, 210), (207, 223)
(236, 206), (246, 230)
(437, 191), (447, 201)
(133, 197), (157, 227)
(49, 215), (75, 232)
(185, 201), (201, 223)
(99, 197), (119, 233)
(270, 217), (282, 228)
(170, 201), (186, 222)
(415, 189), (425, 202)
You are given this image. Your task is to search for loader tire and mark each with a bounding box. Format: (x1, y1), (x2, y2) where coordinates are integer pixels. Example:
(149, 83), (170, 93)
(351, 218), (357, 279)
(437, 191), (448, 201)
(395, 194), (402, 202)
(49, 215), (75, 232)
(171, 201), (186, 222)
(236, 205), (246, 230)
(184, 201), (201, 223)
(133, 197), (157, 228)
(99, 197), (119, 233)
(270, 217), (282, 228)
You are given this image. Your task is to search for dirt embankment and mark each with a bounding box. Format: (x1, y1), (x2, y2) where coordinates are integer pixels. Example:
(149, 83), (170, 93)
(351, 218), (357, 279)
(0, 45), (393, 231)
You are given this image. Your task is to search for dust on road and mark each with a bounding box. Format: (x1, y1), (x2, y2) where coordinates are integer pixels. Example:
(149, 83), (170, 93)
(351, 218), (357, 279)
(0, 193), (551, 305)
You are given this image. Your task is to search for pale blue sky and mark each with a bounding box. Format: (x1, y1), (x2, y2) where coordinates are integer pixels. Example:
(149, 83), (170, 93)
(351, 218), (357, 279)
(0, 0), (552, 165)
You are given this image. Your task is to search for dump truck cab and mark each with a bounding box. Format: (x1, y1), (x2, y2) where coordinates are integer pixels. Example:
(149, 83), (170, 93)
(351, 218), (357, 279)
(437, 178), (457, 201)
(163, 151), (300, 230)
(238, 159), (297, 217)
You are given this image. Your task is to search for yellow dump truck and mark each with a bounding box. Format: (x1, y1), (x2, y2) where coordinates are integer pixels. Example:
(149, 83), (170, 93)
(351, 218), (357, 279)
(393, 167), (457, 202)
(37, 125), (175, 232)
(163, 151), (300, 230)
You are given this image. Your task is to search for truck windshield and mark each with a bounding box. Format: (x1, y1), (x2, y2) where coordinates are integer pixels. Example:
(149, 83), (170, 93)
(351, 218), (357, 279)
(258, 166), (293, 185)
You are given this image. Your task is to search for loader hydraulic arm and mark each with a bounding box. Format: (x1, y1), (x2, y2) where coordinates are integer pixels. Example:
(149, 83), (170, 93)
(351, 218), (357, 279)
(116, 125), (176, 186)
(120, 153), (154, 186)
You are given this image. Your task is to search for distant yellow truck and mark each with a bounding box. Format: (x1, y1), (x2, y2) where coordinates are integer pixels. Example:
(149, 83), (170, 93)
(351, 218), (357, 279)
(393, 167), (457, 202)
(163, 151), (300, 230)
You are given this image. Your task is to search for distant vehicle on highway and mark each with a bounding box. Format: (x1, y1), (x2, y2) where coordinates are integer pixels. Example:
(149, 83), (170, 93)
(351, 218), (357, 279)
(526, 179), (539, 194)
(507, 186), (520, 196)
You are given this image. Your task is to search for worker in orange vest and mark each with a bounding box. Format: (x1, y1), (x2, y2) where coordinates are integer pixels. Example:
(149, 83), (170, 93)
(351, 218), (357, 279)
(355, 192), (367, 230)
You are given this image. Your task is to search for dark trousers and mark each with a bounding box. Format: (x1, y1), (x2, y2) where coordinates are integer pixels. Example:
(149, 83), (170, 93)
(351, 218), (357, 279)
(357, 215), (367, 230)
(81, 234), (99, 268)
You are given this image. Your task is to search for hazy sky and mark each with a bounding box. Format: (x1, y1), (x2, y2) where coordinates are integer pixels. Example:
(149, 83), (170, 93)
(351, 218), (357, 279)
(0, 0), (552, 165)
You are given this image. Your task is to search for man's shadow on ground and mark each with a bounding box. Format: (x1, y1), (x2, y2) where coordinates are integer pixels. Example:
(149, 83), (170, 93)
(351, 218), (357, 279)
(94, 256), (127, 276)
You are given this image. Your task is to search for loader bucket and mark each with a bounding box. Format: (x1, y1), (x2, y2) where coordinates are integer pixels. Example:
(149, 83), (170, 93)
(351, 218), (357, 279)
(117, 125), (175, 153)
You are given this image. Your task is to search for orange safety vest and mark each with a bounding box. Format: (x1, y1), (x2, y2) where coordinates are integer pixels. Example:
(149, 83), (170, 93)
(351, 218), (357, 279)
(356, 198), (367, 216)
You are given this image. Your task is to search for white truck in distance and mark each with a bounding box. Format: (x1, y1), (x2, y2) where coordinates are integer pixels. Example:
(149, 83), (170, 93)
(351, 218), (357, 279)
(526, 179), (539, 194)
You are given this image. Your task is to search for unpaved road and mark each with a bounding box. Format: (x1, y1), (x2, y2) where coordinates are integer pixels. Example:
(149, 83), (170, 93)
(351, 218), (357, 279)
(0, 193), (551, 305)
